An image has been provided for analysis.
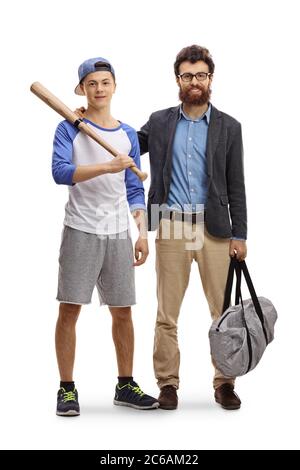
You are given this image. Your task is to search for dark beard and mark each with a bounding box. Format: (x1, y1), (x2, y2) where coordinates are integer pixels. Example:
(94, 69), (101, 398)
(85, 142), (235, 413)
(179, 85), (211, 106)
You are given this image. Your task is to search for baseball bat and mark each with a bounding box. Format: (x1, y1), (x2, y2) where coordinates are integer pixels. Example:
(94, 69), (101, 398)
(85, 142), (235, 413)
(30, 81), (148, 182)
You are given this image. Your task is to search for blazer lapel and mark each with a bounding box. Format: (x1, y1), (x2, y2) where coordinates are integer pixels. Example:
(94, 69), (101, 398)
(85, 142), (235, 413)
(206, 105), (222, 177)
(163, 106), (180, 194)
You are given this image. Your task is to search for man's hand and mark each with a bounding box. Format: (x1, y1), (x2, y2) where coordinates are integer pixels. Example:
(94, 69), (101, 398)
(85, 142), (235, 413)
(75, 106), (86, 118)
(133, 237), (149, 266)
(107, 154), (135, 173)
(229, 239), (247, 261)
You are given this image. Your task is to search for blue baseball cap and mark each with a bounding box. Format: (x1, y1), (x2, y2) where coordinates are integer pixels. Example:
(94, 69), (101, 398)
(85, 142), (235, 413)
(74, 57), (115, 95)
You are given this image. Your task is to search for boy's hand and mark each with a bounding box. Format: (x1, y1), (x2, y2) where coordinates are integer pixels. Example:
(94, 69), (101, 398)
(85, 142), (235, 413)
(133, 237), (149, 266)
(107, 154), (135, 173)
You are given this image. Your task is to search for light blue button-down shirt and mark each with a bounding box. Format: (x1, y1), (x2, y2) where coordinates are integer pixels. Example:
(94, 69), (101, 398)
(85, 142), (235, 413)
(167, 105), (245, 240)
(167, 105), (211, 213)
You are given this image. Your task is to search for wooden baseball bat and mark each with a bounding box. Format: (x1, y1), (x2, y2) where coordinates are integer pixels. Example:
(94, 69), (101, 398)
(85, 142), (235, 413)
(30, 81), (148, 182)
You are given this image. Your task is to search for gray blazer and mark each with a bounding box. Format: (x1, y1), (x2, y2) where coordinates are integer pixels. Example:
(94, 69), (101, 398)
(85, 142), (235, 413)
(138, 104), (247, 239)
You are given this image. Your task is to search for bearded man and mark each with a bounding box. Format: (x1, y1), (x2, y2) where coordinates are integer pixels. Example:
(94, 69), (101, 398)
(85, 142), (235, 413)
(137, 45), (247, 411)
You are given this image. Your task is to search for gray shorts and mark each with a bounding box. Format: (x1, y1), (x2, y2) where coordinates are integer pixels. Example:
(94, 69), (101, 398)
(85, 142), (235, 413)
(57, 225), (136, 306)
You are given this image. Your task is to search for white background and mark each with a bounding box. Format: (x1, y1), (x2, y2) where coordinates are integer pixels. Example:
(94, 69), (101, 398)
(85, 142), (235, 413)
(1, 0), (299, 450)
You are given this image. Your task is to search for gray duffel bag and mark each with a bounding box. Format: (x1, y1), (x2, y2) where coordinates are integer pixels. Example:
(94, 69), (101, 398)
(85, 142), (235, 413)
(209, 257), (277, 377)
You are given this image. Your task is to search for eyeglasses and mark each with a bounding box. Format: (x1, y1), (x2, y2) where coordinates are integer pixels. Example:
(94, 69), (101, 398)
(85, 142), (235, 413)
(178, 72), (212, 82)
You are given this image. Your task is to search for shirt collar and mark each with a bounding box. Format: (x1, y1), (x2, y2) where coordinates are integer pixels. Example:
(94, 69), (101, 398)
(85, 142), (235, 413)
(179, 103), (211, 123)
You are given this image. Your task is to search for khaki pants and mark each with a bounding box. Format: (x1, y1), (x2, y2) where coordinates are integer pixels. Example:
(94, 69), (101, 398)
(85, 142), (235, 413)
(154, 218), (235, 390)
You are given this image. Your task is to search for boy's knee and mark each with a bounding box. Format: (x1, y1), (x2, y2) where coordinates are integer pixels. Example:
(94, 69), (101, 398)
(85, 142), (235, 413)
(58, 303), (81, 324)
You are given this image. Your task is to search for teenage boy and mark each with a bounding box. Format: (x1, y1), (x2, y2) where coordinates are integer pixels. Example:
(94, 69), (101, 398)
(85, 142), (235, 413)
(52, 57), (159, 416)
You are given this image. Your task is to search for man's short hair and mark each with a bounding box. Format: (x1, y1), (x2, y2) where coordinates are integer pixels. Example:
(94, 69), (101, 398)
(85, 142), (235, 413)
(174, 45), (215, 76)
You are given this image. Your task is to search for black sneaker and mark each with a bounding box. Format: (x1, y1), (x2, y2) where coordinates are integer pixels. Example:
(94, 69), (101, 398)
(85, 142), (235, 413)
(114, 381), (159, 410)
(56, 387), (80, 416)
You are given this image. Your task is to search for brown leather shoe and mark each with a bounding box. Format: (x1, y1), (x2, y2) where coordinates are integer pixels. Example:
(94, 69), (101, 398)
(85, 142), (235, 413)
(215, 383), (241, 410)
(158, 385), (178, 410)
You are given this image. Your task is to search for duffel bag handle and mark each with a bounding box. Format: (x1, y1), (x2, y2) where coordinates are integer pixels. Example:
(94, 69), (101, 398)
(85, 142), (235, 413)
(222, 257), (269, 344)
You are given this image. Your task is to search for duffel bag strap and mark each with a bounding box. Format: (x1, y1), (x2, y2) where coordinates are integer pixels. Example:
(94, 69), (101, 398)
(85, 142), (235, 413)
(222, 256), (241, 313)
(239, 261), (268, 344)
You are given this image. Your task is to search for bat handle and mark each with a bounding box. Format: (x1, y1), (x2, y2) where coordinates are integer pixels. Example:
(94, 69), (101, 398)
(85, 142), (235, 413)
(130, 166), (148, 182)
